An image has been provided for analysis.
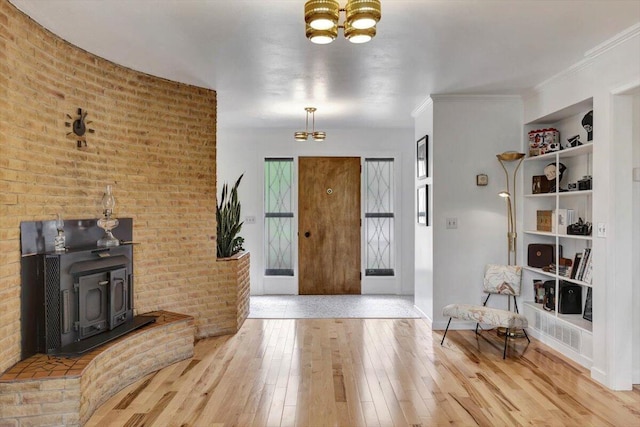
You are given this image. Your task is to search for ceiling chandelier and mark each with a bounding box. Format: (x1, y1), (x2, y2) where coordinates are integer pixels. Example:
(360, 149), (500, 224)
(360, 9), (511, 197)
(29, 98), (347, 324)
(304, 0), (381, 45)
(294, 107), (326, 141)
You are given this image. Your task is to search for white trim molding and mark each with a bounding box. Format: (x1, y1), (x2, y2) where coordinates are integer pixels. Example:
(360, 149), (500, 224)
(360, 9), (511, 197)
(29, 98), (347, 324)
(412, 96), (433, 118)
(585, 23), (640, 60)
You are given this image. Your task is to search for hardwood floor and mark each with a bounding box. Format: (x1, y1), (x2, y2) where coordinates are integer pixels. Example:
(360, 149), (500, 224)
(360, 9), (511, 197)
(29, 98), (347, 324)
(86, 319), (640, 426)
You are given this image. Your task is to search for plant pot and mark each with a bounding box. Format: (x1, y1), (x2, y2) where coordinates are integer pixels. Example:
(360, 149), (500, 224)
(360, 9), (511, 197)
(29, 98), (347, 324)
(215, 251), (250, 333)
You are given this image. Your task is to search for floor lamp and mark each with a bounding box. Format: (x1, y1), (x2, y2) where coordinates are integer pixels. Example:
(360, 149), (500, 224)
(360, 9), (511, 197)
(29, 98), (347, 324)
(496, 151), (526, 337)
(496, 151), (525, 266)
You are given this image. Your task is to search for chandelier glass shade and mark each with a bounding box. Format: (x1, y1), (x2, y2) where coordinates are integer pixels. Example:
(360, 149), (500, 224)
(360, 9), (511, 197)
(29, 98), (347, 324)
(304, 0), (381, 44)
(344, 20), (375, 43)
(306, 24), (338, 44)
(345, 0), (381, 29)
(305, 0), (340, 30)
(294, 107), (326, 142)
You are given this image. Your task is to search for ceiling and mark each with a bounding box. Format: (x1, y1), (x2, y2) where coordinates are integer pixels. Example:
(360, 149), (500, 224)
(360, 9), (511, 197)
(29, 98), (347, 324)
(9, 0), (640, 130)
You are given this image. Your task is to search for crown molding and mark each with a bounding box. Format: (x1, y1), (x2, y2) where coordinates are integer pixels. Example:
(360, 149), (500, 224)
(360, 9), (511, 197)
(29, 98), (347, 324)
(584, 22), (640, 60)
(429, 94), (521, 102)
(412, 94), (523, 117)
(411, 97), (433, 117)
(529, 23), (640, 96)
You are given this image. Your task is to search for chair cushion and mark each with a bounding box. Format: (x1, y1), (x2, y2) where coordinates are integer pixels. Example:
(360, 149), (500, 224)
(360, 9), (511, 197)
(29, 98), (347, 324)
(443, 303), (528, 329)
(483, 264), (522, 296)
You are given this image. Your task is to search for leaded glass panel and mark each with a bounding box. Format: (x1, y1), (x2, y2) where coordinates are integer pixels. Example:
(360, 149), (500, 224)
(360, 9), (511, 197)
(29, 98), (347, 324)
(264, 158), (294, 276)
(364, 158), (394, 276)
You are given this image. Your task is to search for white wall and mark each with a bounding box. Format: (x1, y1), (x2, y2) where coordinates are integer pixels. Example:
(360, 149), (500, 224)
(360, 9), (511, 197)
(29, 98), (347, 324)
(413, 96), (523, 327)
(523, 25), (640, 390)
(413, 100), (434, 321)
(217, 127), (415, 295)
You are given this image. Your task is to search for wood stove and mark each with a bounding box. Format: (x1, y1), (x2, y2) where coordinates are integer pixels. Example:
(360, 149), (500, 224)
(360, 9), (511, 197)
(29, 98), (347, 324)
(20, 218), (155, 359)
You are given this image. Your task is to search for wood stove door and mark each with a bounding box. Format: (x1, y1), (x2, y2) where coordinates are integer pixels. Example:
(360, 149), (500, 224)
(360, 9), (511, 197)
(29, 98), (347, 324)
(78, 272), (109, 339)
(110, 268), (130, 329)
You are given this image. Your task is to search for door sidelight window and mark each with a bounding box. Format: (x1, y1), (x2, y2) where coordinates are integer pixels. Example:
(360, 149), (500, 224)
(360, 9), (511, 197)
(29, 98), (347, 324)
(364, 158), (395, 276)
(264, 158), (294, 276)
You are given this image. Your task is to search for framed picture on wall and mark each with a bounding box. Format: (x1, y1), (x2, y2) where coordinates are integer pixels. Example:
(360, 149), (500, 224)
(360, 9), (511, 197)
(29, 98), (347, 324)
(417, 135), (428, 179)
(425, 184), (430, 226)
(417, 185), (427, 225)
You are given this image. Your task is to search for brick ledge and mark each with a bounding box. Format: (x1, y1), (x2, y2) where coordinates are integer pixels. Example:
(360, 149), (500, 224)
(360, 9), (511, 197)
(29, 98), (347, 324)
(0, 310), (195, 426)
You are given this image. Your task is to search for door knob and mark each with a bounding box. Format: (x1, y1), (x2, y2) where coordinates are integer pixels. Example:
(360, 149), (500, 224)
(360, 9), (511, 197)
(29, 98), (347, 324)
(304, 231), (311, 238)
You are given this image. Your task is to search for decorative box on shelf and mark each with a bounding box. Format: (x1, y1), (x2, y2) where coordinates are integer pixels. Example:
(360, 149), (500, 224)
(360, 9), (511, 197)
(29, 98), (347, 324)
(528, 128), (560, 157)
(532, 175), (552, 194)
(537, 210), (552, 232)
(535, 209), (574, 234)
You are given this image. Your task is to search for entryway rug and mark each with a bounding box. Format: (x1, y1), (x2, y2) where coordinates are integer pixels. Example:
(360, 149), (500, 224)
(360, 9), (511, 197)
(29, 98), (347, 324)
(248, 295), (421, 319)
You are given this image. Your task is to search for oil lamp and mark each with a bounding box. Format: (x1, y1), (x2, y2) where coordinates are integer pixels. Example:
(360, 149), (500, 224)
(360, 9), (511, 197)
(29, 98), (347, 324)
(97, 185), (120, 247)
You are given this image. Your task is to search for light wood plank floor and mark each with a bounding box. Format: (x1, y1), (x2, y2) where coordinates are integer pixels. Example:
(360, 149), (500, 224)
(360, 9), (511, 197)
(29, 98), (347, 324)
(87, 319), (640, 426)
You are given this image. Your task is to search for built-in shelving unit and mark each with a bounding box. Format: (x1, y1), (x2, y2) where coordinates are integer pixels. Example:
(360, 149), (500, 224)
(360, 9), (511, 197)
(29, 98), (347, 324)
(520, 99), (595, 367)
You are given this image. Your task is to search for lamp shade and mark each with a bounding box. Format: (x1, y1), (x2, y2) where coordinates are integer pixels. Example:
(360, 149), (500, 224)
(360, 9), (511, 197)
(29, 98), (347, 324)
(306, 24), (338, 44)
(345, 0), (381, 30)
(305, 0), (340, 30)
(344, 21), (375, 43)
(312, 131), (326, 141)
(496, 151), (525, 162)
(294, 131), (308, 141)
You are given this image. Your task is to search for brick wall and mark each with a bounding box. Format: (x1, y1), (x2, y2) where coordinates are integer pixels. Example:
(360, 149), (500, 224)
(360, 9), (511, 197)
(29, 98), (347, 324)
(0, 0), (223, 374)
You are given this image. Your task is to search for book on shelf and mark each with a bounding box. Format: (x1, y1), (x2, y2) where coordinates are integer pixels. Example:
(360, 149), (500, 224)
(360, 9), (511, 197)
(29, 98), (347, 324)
(570, 248), (592, 282)
(583, 288), (593, 321)
(570, 252), (583, 279)
(578, 248), (591, 281)
(582, 254), (593, 284)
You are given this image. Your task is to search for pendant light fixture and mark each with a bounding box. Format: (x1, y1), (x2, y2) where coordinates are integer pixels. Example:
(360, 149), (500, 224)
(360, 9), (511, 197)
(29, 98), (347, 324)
(294, 107), (326, 142)
(304, 0), (381, 44)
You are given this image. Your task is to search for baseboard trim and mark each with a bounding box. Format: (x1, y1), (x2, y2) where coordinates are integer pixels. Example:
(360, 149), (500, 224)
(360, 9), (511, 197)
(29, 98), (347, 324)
(591, 367), (608, 387)
(413, 305), (431, 325)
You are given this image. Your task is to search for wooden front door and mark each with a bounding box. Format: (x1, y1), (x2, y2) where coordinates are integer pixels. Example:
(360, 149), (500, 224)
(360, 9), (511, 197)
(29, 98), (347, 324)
(298, 157), (361, 294)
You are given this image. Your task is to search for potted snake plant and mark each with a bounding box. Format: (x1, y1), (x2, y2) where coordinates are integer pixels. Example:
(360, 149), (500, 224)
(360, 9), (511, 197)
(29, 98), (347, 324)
(216, 174), (245, 258)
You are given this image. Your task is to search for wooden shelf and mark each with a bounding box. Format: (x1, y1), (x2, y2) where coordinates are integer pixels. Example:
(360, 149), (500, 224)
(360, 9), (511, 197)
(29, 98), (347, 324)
(522, 266), (555, 279)
(524, 143), (593, 162)
(524, 189), (592, 198)
(524, 230), (555, 238)
(559, 190), (593, 197)
(524, 230), (592, 241)
(523, 267), (592, 287)
(558, 234), (593, 241)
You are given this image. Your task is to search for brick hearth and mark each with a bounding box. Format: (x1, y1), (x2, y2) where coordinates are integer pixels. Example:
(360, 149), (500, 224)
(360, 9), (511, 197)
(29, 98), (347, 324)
(0, 311), (194, 426)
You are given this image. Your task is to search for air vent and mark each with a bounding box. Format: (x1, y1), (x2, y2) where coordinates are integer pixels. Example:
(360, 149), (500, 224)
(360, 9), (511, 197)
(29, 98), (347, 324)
(531, 309), (581, 352)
